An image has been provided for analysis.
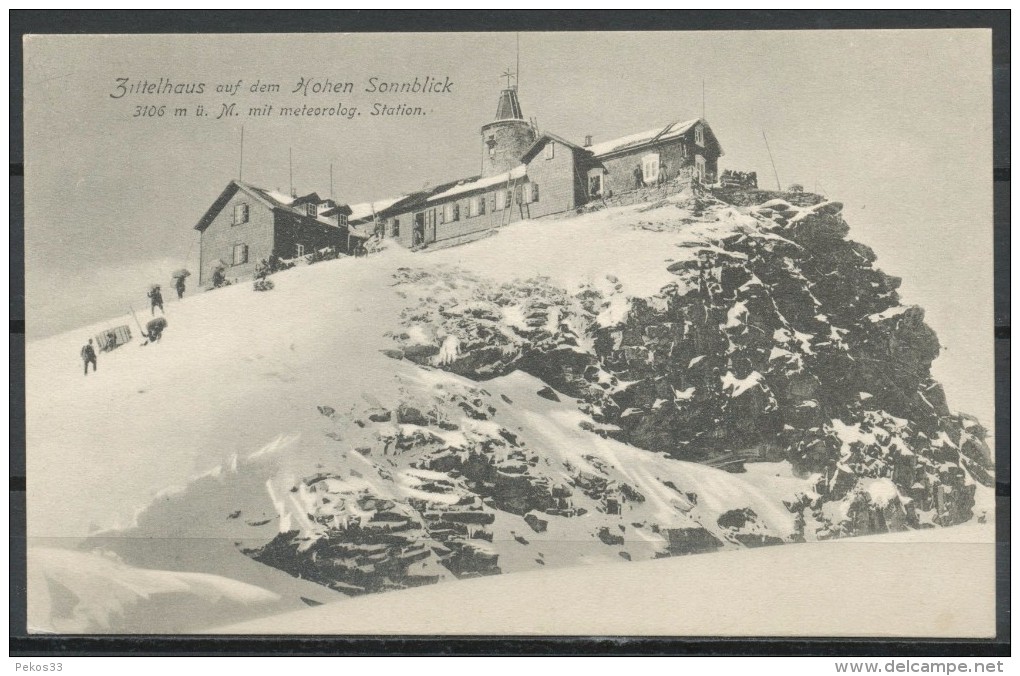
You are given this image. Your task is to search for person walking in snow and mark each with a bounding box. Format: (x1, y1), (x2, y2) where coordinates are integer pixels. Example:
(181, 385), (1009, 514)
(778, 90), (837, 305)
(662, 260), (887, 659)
(633, 165), (644, 189)
(81, 338), (97, 376)
(148, 285), (165, 316)
(174, 275), (186, 300)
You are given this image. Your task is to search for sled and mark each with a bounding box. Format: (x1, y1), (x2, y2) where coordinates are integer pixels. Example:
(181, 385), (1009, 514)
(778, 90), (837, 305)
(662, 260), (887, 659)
(95, 324), (132, 352)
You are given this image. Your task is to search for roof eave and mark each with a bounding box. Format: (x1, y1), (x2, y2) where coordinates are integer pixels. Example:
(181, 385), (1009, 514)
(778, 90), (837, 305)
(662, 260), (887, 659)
(194, 181), (242, 232)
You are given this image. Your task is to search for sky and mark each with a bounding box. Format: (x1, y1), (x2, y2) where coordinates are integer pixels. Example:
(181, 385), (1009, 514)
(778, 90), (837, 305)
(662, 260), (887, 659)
(23, 30), (993, 423)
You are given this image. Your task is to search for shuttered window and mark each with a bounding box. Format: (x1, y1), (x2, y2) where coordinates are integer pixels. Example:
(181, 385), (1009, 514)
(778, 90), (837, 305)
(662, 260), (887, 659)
(233, 203), (249, 225)
(232, 243), (248, 265)
(444, 202), (459, 223)
(469, 195), (486, 217)
(642, 153), (660, 184)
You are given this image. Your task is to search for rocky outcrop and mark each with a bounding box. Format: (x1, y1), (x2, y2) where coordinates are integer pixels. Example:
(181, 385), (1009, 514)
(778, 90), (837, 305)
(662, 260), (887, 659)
(199, 189), (991, 600)
(388, 191), (993, 543)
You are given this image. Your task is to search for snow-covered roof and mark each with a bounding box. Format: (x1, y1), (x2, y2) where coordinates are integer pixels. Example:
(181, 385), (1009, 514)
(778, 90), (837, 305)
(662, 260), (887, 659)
(264, 189), (295, 206)
(235, 182), (344, 229)
(427, 165), (526, 202)
(347, 195), (409, 222)
(587, 118), (702, 157)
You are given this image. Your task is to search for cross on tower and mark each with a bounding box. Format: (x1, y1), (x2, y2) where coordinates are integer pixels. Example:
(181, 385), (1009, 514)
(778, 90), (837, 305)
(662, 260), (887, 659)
(501, 67), (517, 89)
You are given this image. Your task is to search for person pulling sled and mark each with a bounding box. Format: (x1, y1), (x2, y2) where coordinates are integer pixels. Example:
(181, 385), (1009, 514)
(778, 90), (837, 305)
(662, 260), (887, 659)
(140, 316), (168, 346)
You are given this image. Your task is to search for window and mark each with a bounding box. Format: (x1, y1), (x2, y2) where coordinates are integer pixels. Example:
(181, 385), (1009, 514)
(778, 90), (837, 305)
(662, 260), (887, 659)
(453, 203), (460, 221)
(296, 243), (305, 257)
(545, 142), (555, 160)
(444, 202), (457, 223)
(469, 196), (483, 217)
(642, 153), (660, 184)
(338, 213), (348, 227)
(695, 125), (704, 147)
(504, 190), (513, 208)
(487, 135), (496, 157)
(392, 219), (400, 237)
(233, 203), (249, 225)
(306, 204), (317, 217)
(232, 243), (248, 265)
(588, 169), (604, 197)
(494, 192), (503, 211)
(695, 155), (706, 181)
(522, 182), (539, 203)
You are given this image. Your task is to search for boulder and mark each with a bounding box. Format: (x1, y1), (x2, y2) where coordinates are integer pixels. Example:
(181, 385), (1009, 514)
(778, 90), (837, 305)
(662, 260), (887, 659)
(536, 386), (561, 402)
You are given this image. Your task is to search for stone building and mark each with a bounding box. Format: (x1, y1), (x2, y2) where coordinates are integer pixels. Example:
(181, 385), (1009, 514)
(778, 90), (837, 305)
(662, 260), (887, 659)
(193, 181), (355, 286)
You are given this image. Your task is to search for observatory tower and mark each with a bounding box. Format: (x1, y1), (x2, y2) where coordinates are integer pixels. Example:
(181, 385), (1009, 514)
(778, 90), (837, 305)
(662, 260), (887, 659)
(480, 84), (537, 177)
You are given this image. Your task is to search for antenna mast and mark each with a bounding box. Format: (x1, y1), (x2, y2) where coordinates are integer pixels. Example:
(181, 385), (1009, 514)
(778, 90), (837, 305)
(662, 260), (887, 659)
(289, 147), (293, 196)
(516, 33), (520, 92)
(239, 125), (244, 180)
(330, 163), (334, 202)
(702, 79), (706, 119)
(762, 129), (781, 191)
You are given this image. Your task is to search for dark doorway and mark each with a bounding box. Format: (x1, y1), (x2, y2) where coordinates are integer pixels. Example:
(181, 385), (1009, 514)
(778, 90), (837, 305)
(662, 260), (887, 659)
(413, 212), (425, 246)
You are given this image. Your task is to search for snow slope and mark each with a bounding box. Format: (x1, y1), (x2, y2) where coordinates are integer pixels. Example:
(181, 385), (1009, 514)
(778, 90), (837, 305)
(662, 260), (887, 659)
(28, 547), (280, 634)
(207, 521), (995, 637)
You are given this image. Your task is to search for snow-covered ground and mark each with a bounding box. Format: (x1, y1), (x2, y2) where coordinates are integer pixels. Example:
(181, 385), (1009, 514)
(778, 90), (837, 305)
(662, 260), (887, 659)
(206, 521), (995, 637)
(25, 192), (995, 634)
(26, 193), (765, 541)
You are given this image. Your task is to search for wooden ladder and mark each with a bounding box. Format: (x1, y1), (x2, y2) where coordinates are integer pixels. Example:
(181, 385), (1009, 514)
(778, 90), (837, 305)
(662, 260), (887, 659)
(501, 174), (521, 228)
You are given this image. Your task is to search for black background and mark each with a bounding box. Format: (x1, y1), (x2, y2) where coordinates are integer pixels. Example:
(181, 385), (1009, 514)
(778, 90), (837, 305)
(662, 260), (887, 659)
(8, 9), (1010, 657)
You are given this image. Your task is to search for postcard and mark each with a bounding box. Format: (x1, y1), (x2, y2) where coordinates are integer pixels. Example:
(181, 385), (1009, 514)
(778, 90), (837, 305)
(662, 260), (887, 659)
(22, 29), (995, 636)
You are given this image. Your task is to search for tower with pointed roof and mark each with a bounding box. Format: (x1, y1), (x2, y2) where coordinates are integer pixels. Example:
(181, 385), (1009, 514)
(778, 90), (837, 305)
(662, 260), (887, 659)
(480, 84), (537, 177)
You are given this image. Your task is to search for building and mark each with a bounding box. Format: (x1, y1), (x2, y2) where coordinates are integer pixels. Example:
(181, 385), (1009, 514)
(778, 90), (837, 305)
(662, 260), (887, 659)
(351, 85), (724, 251)
(194, 84), (725, 283)
(193, 180), (356, 286)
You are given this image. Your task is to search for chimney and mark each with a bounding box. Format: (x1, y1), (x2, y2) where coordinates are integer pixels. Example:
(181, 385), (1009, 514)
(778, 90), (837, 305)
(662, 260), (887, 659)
(584, 135), (593, 148)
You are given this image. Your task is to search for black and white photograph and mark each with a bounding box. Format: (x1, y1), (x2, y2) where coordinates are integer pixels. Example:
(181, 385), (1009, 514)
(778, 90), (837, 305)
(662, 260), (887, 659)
(19, 27), (997, 638)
